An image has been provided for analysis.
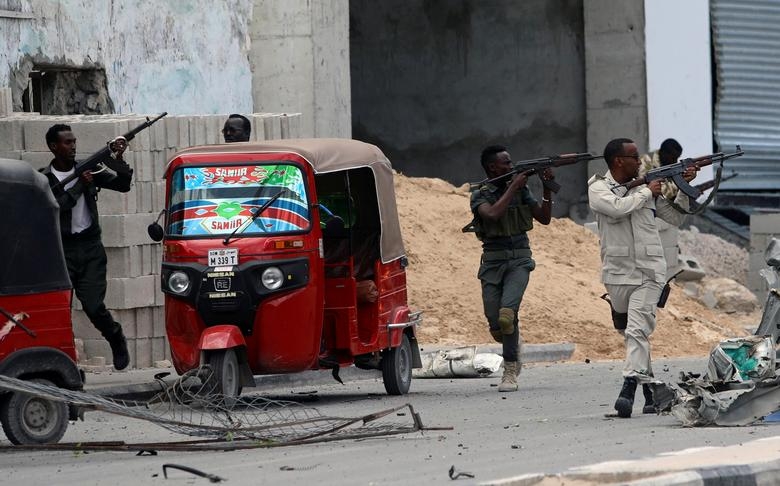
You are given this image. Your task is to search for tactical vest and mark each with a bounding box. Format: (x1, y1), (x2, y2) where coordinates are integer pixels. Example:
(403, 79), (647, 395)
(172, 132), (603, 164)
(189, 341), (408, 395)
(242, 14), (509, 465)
(468, 186), (534, 241)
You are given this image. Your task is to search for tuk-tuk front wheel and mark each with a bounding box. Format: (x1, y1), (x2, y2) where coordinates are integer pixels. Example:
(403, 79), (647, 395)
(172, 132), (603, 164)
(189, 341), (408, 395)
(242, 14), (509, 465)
(204, 349), (243, 398)
(0, 378), (68, 445)
(382, 334), (412, 395)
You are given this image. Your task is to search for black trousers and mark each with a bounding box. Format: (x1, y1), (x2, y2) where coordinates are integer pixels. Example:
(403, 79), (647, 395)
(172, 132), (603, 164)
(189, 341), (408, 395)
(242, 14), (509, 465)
(62, 235), (122, 340)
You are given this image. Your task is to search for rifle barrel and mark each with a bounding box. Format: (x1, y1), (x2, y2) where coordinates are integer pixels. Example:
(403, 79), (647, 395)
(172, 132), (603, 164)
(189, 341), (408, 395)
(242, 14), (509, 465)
(470, 152), (602, 189)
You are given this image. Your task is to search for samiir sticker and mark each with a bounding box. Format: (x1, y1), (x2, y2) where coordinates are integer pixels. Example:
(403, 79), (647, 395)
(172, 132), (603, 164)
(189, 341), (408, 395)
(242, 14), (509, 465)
(197, 166), (270, 186)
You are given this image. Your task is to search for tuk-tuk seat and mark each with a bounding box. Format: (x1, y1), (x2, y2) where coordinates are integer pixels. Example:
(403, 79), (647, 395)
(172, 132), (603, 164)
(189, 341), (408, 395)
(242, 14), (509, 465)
(323, 228), (379, 281)
(352, 231), (379, 280)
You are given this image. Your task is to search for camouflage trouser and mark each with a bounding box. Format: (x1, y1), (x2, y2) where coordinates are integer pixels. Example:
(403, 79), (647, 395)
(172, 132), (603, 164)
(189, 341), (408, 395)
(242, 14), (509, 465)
(604, 276), (663, 381)
(478, 257), (535, 361)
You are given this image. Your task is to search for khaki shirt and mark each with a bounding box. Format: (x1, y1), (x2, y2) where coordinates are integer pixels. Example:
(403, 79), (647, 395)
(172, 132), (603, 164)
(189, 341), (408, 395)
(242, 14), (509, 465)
(588, 171), (689, 285)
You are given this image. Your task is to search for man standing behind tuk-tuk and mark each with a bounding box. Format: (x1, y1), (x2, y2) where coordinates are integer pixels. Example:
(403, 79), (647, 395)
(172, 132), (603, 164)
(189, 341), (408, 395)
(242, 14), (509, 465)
(222, 114), (251, 143)
(40, 124), (132, 370)
(469, 145), (554, 392)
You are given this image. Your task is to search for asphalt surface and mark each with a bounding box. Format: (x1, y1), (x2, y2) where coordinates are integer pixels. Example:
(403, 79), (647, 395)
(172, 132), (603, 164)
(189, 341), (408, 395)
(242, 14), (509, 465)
(81, 342), (576, 400)
(3, 355), (780, 485)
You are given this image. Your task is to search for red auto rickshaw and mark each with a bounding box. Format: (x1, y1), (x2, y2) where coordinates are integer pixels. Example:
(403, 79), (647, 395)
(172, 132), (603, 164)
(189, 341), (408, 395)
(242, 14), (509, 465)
(149, 139), (422, 396)
(0, 159), (83, 444)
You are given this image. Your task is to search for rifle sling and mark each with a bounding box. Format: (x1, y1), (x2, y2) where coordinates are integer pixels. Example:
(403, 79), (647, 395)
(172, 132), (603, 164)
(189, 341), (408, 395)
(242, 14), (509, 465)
(668, 162), (724, 215)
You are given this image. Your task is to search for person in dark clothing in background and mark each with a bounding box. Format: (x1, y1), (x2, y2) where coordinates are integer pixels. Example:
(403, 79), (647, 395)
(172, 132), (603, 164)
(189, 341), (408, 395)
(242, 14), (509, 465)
(41, 124), (132, 370)
(222, 114), (251, 143)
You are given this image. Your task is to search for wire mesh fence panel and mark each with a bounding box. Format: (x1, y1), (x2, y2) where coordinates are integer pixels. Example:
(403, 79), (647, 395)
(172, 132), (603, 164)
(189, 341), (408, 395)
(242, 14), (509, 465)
(0, 367), (425, 449)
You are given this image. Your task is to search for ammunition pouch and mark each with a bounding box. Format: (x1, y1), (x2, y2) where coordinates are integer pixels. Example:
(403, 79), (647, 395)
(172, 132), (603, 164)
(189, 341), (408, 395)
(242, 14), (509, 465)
(612, 309), (628, 331)
(657, 270), (682, 308)
(480, 205), (533, 238)
(465, 204), (534, 243)
(600, 293), (627, 330)
(657, 283), (671, 308)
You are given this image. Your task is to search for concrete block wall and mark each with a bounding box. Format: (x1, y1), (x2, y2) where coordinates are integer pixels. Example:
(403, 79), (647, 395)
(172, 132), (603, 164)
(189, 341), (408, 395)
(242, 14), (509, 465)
(0, 88), (12, 116)
(0, 109), (302, 368)
(749, 212), (780, 303)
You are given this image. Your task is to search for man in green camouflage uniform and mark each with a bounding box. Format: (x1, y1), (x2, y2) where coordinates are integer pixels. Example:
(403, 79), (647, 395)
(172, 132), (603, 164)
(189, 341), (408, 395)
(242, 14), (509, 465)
(470, 145), (553, 392)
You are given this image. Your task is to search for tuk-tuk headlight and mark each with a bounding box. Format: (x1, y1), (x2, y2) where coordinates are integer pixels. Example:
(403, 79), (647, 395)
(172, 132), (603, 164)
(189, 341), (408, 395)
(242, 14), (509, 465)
(168, 271), (191, 294)
(261, 267), (284, 290)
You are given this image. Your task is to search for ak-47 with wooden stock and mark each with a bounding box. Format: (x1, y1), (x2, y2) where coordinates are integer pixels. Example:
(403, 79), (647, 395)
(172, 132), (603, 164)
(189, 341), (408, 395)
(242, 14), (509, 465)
(469, 152), (604, 193)
(51, 112), (168, 191)
(620, 146), (744, 199)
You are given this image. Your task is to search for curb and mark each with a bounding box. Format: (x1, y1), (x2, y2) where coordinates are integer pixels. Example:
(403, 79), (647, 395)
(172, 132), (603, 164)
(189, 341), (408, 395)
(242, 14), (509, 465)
(85, 342), (574, 401)
(480, 447), (780, 486)
(481, 459), (780, 486)
(629, 459), (780, 486)
(482, 342), (575, 363)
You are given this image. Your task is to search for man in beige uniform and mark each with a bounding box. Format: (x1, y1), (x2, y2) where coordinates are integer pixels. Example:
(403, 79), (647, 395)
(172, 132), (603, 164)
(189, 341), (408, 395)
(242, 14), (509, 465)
(639, 138), (684, 276)
(588, 138), (696, 418)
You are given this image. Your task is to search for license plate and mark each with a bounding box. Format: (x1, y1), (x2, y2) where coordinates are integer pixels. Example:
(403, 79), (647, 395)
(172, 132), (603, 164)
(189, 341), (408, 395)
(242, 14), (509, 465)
(208, 248), (238, 267)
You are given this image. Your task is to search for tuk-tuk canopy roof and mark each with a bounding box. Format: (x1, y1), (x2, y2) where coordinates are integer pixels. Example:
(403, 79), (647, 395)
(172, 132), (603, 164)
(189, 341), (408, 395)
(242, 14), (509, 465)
(170, 139), (406, 263)
(0, 159), (71, 295)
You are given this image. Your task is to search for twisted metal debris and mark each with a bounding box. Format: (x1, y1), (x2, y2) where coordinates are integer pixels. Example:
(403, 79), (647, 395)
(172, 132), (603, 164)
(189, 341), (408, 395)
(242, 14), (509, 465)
(0, 367), (427, 450)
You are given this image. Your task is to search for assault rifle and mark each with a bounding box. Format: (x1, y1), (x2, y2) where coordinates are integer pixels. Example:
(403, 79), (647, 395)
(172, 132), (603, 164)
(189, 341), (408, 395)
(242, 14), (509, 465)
(52, 112), (168, 190)
(469, 152), (604, 192)
(619, 146), (744, 199)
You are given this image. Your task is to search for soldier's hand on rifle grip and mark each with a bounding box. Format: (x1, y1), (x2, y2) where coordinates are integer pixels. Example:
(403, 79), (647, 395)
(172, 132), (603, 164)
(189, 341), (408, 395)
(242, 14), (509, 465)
(647, 179), (663, 197)
(541, 168), (555, 184)
(682, 166), (698, 182)
(79, 170), (94, 185)
(509, 170), (530, 190)
(109, 137), (128, 159)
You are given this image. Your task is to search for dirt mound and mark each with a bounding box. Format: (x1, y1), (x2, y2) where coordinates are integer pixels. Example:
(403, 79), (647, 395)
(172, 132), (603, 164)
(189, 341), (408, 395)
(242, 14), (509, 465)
(395, 174), (760, 360)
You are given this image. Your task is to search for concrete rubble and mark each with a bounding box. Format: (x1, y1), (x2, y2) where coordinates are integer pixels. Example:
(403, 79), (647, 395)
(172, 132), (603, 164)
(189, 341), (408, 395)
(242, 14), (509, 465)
(653, 238), (780, 426)
(413, 346), (503, 378)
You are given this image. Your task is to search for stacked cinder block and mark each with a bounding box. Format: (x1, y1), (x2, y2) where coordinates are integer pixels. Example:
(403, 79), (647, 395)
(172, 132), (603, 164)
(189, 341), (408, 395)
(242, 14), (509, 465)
(0, 111), (302, 369)
(0, 88), (12, 116)
(749, 212), (780, 303)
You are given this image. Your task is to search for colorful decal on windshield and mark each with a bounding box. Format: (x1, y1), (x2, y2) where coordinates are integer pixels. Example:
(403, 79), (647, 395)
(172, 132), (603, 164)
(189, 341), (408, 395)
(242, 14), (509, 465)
(169, 165), (309, 236)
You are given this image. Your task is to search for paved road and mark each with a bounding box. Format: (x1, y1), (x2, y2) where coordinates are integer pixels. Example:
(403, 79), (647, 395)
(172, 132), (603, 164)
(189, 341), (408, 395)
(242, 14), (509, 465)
(2, 357), (778, 485)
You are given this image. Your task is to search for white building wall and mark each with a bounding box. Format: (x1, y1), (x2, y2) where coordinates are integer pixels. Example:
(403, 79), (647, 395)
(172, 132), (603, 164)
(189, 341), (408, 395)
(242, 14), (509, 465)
(644, 0), (714, 184)
(1, 0), (254, 114)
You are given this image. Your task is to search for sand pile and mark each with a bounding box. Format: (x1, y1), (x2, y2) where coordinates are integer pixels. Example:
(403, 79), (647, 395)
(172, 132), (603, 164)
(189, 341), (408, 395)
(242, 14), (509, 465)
(395, 174), (760, 361)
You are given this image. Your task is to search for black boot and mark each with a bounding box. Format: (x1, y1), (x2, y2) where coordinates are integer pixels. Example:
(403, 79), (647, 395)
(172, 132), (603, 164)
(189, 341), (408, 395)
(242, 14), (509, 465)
(108, 328), (130, 371)
(642, 384), (655, 414)
(614, 377), (637, 418)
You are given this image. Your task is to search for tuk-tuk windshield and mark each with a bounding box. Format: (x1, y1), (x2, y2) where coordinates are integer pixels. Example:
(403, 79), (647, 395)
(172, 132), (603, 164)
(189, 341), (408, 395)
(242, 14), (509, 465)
(168, 163), (310, 237)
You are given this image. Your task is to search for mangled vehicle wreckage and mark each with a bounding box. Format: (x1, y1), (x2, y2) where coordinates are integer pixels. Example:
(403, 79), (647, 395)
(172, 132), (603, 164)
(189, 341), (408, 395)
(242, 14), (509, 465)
(652, 238), (780, 426)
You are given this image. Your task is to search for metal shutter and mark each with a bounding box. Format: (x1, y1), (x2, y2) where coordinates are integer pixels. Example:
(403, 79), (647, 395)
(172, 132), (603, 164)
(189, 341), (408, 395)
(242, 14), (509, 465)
(712, 0), (780, 190)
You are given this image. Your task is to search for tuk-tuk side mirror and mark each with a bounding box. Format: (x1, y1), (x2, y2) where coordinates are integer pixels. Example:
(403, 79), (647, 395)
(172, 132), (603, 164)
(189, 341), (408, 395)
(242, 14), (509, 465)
(148, 222), (164, 242)
(147, 209), (166, 242)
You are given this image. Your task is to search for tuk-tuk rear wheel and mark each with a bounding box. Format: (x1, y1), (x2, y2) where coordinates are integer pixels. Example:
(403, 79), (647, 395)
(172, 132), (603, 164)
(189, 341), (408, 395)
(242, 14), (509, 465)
(382, 334), (413, 395)
(0, 378), (68, 445)
(204, 349), (243, 398)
